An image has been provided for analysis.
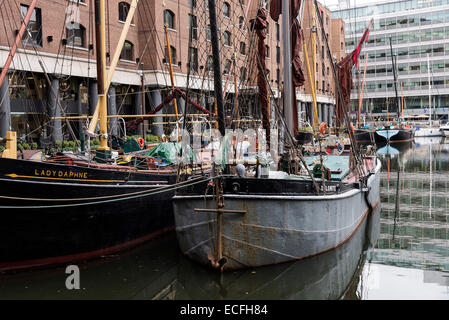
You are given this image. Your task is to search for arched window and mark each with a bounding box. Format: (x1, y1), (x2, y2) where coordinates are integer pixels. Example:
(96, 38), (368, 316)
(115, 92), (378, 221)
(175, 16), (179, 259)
(120, 40), (134, 61)
(240, 67), (247, 82)
(189, 14), (198, 40)
(164, 10), (175, 29)
(164, 45), (176, 65)
(206, 25), (211, 41)
(223, 2), (231, 18)
(118, 2), (130, 22)
(223, 59), (231, 74)
(223, 31), (231, 46)
(20, 4), (42, 46)
(239, 16), (244, 29)
(206, 55), (214, 72)
(189, 46), (198, 72)
(265, 45), (269, 58)
(240, 42), (246, 55)
(66, 23), (86, 48)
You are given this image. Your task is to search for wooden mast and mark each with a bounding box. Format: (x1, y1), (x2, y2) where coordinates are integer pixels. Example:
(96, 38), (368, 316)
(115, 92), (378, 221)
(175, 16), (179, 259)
(87, 0), (139, 137)
(282, 0), (294, 136)
(208, 0), (226, 137)
(94, 0), (109, 156)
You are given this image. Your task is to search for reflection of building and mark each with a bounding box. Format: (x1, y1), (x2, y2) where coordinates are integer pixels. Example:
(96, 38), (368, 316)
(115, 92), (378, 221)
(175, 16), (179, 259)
(0, 0), (346, 143)
(331, 0), (449, 120)
(373, 143), (449, 272)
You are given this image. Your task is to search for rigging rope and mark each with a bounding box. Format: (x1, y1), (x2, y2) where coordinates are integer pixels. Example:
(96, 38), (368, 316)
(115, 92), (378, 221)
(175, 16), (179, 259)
(0, 173), (234, 209)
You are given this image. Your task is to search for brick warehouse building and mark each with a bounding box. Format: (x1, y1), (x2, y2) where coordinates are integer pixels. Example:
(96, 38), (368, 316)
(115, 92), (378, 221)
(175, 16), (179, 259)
(0, 0), (345, 143)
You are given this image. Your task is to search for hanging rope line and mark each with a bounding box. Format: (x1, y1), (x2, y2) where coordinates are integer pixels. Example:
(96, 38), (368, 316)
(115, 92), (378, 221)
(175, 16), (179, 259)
(0, 173), (233, 209)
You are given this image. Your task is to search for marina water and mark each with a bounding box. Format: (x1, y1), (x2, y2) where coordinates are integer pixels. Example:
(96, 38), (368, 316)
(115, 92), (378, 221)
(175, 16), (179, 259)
(1, 138), (448, 299)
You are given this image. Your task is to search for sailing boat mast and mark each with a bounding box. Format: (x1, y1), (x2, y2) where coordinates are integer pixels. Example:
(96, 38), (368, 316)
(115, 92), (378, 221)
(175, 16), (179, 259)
(427, 53), (432, 127)
(94, 0), (109, 157)
(208, 0), (226, 137)
(389, 37), (400, 121)
(282, 0), (294, 136)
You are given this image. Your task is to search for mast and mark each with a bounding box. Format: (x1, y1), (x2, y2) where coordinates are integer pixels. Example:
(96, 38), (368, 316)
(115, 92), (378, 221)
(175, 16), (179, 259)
(207, 0), (226, 137)
(427, 53), (432, 128)
(87, 0), (139, 137)
(94, 0), (109, 156)
(282, 0), (294, 136)
(389, 37), (400, 121)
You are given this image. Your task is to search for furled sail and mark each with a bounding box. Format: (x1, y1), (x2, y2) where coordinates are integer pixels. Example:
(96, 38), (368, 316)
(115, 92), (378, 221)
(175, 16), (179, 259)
(270, 0), (305, 137)
(251, 9), (270, 140)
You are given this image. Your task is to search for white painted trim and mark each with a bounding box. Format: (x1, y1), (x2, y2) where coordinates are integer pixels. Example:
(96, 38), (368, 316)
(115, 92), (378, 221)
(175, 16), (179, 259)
(65, 45), (89, 52)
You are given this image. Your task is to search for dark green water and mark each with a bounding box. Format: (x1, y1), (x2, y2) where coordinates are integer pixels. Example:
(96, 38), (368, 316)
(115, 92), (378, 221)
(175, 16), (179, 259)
(1, 137), (448, 300)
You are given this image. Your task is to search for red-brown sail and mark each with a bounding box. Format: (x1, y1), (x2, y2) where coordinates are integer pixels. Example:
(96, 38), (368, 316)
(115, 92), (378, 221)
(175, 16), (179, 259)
(252, 9), (270, 140)
(335, 22), (371, 127)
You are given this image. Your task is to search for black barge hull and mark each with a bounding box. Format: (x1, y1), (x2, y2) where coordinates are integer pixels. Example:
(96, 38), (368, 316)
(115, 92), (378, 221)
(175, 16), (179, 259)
(0, 158), (180, 271)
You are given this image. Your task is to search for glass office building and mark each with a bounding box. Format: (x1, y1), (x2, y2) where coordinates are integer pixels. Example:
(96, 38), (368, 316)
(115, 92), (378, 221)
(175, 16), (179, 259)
(331, 0), (449, 119)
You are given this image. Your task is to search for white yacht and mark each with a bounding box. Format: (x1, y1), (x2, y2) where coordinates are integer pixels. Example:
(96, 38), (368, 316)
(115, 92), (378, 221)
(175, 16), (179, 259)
(439, 123), (449, 137)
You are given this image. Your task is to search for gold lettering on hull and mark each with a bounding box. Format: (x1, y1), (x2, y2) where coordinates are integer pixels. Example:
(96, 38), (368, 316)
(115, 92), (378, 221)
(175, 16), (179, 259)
(34, 169), (88, 179)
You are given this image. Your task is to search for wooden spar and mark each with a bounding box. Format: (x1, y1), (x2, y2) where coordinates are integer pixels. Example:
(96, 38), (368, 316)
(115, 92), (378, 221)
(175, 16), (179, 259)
(87, 0), (139, 135)
(301, 30), (318, 131)
(358, 52), (368, 125)
(214, 100), (218, 129)
(94, 0), (109, 151)
(0, 0), (37, 88)
(233, 57), (239, 129)
(141, 70), (145, 138)
(52, 113), (211, 120)
(311, 9), (318, 129)
(164, 25), (179, 124)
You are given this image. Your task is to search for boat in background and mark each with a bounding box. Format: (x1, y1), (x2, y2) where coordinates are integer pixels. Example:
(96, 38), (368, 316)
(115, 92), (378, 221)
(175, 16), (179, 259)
(414, 54), (442, 138)
(375, 38), (415, 144)
(375, 124), (414, 144)
(439, 122), (449, 137)
(354, 126), (376, 144)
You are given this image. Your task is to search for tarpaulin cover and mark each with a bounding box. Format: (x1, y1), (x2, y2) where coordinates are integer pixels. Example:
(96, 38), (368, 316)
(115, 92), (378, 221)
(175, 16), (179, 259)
(145, 142), (193, 165)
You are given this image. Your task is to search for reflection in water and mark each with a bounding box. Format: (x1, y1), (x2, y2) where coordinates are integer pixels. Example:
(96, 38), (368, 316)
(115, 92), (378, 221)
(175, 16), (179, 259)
(0, 200), (381, 300)
(1, 139), (448, 299)
(174, 204), (380, 300)
(374, 139), (449, 273)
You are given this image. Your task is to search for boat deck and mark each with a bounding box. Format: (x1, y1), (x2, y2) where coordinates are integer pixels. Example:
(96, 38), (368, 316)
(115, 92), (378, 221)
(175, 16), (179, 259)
(304, 155), (350, 181)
